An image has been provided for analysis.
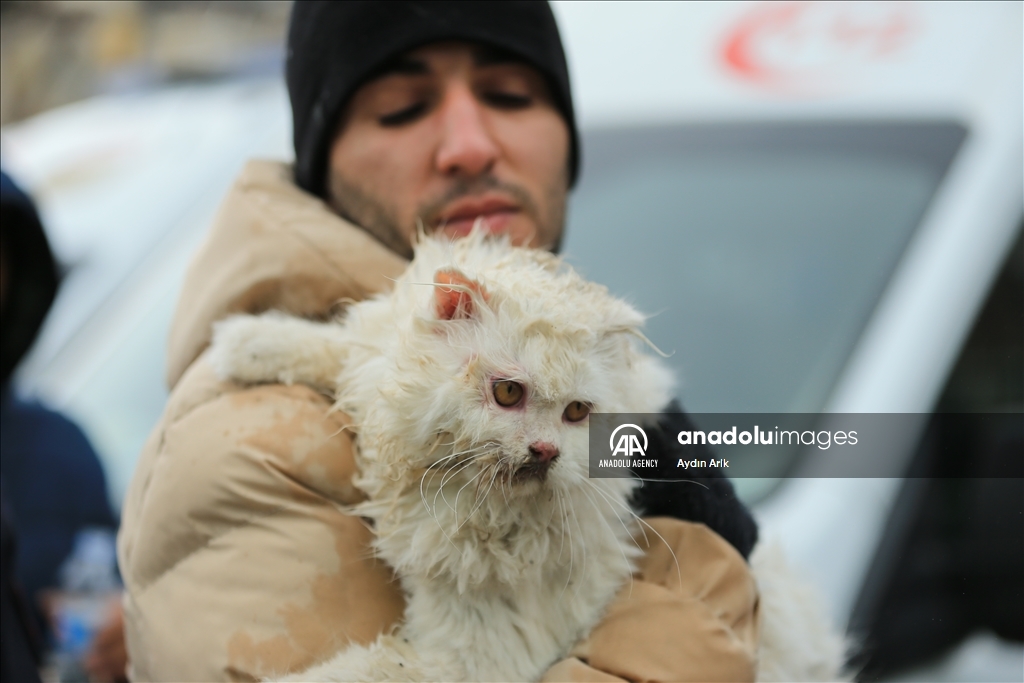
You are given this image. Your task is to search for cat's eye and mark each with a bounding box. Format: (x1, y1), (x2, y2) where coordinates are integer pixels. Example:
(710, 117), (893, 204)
(563, 401), (590, 423)
(493, 380), (524, 407)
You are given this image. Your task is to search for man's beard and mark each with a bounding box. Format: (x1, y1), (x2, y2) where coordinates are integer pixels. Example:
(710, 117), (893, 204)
(327, 173), (565, 259)
(328, 173), (414, 259)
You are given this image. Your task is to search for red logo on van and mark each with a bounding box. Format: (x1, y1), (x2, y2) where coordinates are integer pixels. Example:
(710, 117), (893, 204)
(722, 1), (917, 90)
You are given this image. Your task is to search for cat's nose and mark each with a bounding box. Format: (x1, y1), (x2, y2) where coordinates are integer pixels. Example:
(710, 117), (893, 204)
(528, 442), (560, 464)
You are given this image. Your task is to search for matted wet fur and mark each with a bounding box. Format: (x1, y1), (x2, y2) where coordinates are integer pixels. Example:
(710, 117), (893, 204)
(210, 229), (845, 681)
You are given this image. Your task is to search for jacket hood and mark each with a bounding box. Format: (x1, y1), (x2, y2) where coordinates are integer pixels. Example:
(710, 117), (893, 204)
(166, 160), (408, 388)
(0, 171), (60, 384)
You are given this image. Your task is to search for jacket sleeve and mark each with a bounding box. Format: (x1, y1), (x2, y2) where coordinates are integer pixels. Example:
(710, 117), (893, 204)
(117, 356), (405, 681)
(541, 519), (760, 683)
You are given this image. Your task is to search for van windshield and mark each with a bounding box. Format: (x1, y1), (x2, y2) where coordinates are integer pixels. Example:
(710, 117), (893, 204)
(563, 122), (966, 414)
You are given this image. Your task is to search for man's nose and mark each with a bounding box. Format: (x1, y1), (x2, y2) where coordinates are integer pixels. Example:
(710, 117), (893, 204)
(434, 83), (500, 178)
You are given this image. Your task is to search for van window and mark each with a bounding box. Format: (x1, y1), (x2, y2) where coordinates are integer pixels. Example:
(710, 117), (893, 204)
(849, 227), (1023, 677)
(564, 122), (967, 414)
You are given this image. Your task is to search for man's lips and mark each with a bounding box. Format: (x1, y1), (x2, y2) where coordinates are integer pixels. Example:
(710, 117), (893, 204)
(436, 196), (521, 235)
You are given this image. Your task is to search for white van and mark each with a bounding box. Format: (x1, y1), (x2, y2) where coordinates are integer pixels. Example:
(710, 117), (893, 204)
(2, 2), (1020, 679)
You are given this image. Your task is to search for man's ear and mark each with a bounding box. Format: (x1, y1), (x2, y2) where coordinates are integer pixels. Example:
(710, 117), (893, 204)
(434, 269), (488, 320)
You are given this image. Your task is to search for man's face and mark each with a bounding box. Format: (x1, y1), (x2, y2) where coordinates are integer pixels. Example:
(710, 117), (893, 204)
(327, 41), (570, 258)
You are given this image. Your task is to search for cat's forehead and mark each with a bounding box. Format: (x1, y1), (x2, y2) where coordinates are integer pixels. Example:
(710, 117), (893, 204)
(469, 288), (640, 402)
(444, 241), (615, 314)
(406, 231), (647, 360)
(493, 332), (589, 401)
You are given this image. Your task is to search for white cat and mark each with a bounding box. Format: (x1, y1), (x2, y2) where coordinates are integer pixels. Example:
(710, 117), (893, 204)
(210, 230), (845, 682)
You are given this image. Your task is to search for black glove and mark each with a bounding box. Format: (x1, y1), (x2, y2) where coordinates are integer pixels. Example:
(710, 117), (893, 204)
(629, 401), (759, 560)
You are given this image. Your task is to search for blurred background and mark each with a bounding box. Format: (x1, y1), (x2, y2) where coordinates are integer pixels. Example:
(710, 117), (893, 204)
(0, 0), (290, 126)
(0, 1), (1020, 681)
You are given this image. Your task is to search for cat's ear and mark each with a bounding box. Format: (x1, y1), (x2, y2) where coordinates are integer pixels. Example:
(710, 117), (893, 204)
(434, 269), (489, 320)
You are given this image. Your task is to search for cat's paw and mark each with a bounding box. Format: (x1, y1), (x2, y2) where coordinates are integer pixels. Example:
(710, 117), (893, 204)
(209, 312), (345, 392)
(209, 313), (283, 384)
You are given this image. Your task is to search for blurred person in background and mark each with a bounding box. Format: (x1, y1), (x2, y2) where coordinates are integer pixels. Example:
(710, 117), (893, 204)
(1, 171), (127, 682)
(2, 498), (42, 683)
(117, 2), (774, 681)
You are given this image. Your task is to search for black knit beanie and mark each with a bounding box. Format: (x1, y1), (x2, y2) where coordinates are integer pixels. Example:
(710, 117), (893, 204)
(286, 1), (579, 199)
(1, 171), (59, 385)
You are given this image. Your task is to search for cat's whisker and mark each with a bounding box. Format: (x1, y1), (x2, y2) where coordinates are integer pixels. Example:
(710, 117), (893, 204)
(494, 456), (515, 512)
(423, 440), (487, 469)
(423, 491), (464, 559)
(434, 460), (474, 515)
(428, 463), (455, 519)
(419, 474), (433, 515)
(460, 462), (501, 533)
(465, 471), (489, 527)
(545, 488), (560, 529)
(425, 446), (482, 473)
(432, 518), (462, 557)
(584, 480), (650, 549)
(555, 489), (568, 560)
(565, 491), (589, 602)
(435, 446), (499, 520)
(421, 452), (461, 504)
(421, 446), (488, 514)
(578, 486), (636, 599)
(452, 467), (486, 527)
(583, 480), (683, 589)
(465, 449), (501, 517)
(420, 450), (458, 513)
(439, 451), (489, 493)
(579, 480), (646, 553)
(556, 490), (574, 601)
(438, 454), (480, 490)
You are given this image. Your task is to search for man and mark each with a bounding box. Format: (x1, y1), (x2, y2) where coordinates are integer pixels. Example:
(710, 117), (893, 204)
(1, 170), (127, 682)
(118, 3), (760, 680)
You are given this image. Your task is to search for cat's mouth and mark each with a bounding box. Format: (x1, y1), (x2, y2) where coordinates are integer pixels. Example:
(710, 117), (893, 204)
(511, 460), (553, 485)
(507, 443), (560, 485)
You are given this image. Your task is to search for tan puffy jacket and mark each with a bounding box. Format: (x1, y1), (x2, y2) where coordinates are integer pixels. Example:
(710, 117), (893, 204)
(118, 160), (760, 682)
